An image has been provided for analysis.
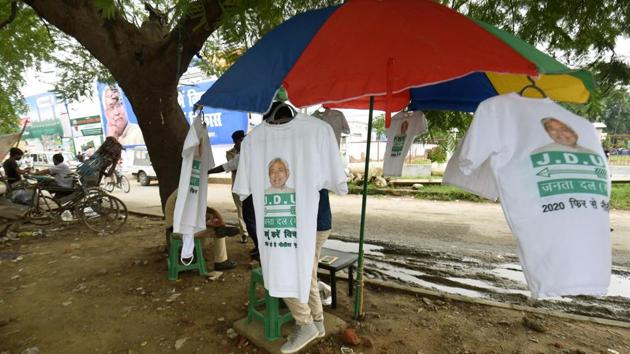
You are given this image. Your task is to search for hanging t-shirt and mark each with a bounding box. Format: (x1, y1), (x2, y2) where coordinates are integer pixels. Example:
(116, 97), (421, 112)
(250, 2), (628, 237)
(233, 114), (347, 303)
(383, 111), (427, 177)
(173, 116), (214, 260)
(444, 141), (499, 201)
(316, 109), (350, 147)
(454, 93), (611, 298)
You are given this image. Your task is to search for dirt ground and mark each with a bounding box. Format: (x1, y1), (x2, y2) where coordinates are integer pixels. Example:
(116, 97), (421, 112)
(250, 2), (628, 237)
(1, 216), (630, 354)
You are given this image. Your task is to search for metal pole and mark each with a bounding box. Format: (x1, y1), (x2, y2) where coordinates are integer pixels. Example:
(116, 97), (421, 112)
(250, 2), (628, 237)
(354, 96), (374, 320)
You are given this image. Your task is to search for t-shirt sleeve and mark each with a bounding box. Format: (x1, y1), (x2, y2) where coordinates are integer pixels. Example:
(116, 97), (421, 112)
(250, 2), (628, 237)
(318, 125), (348, 195)
(182, 124), (199, 157)
(418, 112), (428, 135)
(340, 113), (350, 134)
(458, 102), (500, 175)
(232, 139), (251, 200)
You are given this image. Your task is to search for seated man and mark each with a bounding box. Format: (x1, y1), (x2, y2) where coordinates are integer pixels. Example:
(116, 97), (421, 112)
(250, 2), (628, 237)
(163, 190), (239, 271)
(2, 147), (33, 204)
(32, 153), (73, 195)
(3, 147), (30, 186)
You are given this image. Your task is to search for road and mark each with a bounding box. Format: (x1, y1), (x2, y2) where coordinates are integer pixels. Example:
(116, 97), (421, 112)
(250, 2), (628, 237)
(115, 179), (630, 266)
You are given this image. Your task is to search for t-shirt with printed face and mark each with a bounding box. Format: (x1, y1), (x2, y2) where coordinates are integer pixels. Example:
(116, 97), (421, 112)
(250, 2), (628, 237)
(233, 114), (348, 303)
(383, 111), (427, 177)
(454, 93), (611, 298)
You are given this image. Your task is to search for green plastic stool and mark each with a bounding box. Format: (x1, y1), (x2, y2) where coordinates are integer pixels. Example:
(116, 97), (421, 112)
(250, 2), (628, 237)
(247, 267), (293, 341)
(167, 234), (209, 280)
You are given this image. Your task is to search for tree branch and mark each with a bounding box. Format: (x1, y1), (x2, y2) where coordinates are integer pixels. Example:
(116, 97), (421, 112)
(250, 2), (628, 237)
(23, 0), (143, 83)
(0, 0), (19, 30)
(168, 0), (223, 78)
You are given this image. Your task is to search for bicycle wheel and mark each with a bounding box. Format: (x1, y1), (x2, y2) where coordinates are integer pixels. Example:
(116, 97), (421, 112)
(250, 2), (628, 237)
(120, 175), (130, 193)
(102, 179), (115, 193)
(29, 195), (60, 225)
(76, 194), (127, 234)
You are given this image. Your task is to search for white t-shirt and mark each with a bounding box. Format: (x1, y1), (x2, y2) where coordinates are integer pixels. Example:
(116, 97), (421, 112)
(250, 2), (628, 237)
(316, 109), (350, 147)
(444, 141), (499, 201)
(173, 116), (214, 259)
(455, 93), (611, 298)
(233, 114), (348, 303)
(49, 162), (73, 188)
(383, 111), (427, 177)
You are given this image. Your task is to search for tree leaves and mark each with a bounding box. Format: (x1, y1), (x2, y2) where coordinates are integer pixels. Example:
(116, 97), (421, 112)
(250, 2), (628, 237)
(92, 0), (118, 20)
(0, 1), (54, 133)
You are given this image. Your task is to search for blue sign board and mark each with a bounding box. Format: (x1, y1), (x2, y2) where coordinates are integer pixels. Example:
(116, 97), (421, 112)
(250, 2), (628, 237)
(97, 80), (248, 146)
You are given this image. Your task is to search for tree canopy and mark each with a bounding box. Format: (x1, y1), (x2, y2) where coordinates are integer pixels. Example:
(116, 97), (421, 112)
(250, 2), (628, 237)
(0, 1), (53, 133)
(0, 0), (629, 205)
(2, 0), (629, 125)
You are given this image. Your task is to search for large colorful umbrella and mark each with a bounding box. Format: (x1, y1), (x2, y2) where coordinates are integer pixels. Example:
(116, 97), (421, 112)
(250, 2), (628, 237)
(196, 0), (594, 319)
(198, 0), (594, 122)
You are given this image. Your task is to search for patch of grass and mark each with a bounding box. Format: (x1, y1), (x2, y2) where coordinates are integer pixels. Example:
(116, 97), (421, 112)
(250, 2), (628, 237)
(347, 183), (488, 202)
(412, 185), (487, 202)
(611, 183), (630, 210)
(348, 182), (630, 210)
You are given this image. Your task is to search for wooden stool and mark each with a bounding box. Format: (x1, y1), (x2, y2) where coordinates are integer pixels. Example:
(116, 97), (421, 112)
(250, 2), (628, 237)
(247, 267), (293, 341)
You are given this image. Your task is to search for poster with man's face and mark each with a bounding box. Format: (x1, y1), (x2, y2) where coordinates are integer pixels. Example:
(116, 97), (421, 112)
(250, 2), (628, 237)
(97, 81), (248, 147)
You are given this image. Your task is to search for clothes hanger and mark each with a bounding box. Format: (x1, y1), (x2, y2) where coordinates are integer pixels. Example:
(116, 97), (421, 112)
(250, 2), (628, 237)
(267, 102), (297, 124)
(193, 104), (207, 126)
(519, 76), (547, 98)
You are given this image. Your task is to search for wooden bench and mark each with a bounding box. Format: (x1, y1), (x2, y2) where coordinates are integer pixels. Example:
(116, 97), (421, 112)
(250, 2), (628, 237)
(317, 247), (358, 309)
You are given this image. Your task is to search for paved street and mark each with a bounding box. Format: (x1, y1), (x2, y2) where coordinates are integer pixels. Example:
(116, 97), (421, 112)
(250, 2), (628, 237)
(115, 178), (630, 265)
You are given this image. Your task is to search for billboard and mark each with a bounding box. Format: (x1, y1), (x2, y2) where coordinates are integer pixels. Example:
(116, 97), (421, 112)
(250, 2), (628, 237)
(97, 80), (248, 147)
(20, 92), (75, 151)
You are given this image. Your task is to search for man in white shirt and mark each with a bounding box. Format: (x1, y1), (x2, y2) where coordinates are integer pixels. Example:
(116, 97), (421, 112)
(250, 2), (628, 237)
(32, 153), (73, 189)
(226, 130), (248, 243)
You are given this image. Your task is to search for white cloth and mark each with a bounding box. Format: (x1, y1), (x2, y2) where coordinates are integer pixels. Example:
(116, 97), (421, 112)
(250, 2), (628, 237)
(233, 114), (348, 303)
(173, 116), (214, 260)
(222, 154), (239, 172)
(49, 162), (73, 188)
(444, 140), (499, 201)
(453, 93), (611, 298)
(382, 111), (427, 177)
(315, 109), (350, 147)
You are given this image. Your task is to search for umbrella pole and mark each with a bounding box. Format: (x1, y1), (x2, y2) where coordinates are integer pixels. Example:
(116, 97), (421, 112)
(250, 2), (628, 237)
(354, 96), (375, 320)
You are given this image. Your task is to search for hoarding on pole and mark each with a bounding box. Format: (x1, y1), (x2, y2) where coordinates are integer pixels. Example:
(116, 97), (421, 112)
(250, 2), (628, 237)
(97, 80), (248, 147)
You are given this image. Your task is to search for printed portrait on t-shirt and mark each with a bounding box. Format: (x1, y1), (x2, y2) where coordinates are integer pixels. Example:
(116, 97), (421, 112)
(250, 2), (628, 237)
(264, 157), (297, 249)
(400, 120), (409, 135)
(530, 117), (608, 199)
(391, 120), (409, 157)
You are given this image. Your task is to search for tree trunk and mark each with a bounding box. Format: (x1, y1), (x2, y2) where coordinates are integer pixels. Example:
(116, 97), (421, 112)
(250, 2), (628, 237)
(122, 81), (188, 209)
(23, 0), (223, 210)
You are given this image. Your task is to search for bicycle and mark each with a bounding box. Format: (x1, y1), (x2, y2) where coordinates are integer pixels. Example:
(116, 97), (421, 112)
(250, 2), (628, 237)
(25, 174), (128, 233)
(101, 169), (130, 193)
